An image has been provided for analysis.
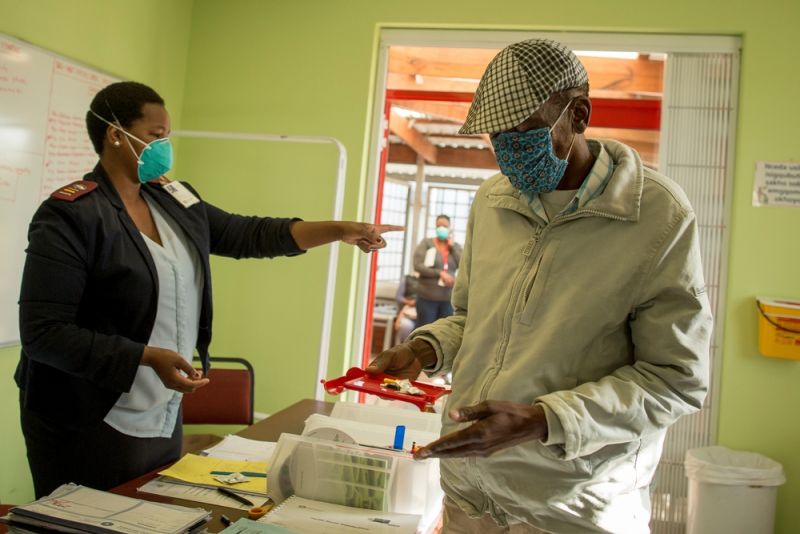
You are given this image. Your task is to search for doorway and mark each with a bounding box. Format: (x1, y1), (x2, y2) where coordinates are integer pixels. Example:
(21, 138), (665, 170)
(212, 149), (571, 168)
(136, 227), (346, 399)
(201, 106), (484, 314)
(354, 29), (740, 533)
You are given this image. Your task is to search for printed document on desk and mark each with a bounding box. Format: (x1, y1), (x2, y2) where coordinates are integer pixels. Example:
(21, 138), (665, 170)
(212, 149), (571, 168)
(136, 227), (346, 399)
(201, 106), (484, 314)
(259, 496), (419, 534)
(158, 454), (268, 495)
(1, 484), (209, 534)
(138, 477), (270, 510)
(203, 435), (277, 462)
(221, 518), (292, 533)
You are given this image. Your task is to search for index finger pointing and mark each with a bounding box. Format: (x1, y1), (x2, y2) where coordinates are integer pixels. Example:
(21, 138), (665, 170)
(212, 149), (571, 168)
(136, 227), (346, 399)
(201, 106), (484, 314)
(376, 225), (405, 234)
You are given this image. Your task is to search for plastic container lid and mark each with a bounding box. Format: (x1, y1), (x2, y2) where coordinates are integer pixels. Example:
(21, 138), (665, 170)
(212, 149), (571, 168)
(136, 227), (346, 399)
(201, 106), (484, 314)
(685, 446), (786, 486)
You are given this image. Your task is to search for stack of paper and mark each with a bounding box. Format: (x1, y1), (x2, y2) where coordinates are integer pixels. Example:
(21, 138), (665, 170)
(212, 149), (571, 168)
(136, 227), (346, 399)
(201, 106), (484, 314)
(135, 453), (271, 511)
(137, 477), (270, 511)
(0, 484), (209, 534)
(157, 453), (268, 496)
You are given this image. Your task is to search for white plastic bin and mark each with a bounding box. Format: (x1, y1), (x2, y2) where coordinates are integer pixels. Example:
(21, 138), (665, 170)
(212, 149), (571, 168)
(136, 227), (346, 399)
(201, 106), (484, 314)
(685, 446), (785, 534)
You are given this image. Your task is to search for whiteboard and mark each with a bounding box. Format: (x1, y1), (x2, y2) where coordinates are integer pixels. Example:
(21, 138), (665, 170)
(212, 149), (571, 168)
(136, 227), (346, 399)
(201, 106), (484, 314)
(0, 33), (120, 346)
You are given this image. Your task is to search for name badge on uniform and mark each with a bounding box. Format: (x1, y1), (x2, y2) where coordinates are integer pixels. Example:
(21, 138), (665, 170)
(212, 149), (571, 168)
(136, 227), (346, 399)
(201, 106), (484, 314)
(163, 181), (200, 208)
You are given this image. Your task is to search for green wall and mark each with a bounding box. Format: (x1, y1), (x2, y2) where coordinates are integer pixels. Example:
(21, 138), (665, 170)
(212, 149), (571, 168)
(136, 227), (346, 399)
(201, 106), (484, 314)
(0, 0), (195, 504)
(2, 0), (799, 532)
(180, 1), (800, 532)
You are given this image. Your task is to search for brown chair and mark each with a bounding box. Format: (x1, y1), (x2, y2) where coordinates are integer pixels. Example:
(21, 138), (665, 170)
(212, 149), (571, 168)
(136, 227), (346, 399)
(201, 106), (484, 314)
(181, 356), (255, 454)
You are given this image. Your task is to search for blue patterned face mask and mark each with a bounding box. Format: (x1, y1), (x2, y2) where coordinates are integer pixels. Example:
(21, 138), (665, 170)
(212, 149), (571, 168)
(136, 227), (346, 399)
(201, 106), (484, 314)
(491, 100), (575, 195)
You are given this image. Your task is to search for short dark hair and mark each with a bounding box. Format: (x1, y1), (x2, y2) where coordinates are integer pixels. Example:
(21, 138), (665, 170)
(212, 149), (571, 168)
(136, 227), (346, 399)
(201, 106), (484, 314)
(435, 214), (451, 224)
(86, 81), (165, 154)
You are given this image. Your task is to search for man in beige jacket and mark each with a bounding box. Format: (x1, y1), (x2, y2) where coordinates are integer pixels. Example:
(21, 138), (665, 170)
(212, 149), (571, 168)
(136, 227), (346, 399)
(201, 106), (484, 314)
(368, 39), (712, 534)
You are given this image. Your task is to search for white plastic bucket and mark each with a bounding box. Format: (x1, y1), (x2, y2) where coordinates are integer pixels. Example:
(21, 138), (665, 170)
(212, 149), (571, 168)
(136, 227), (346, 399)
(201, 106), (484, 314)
(685, 446), (785, 534)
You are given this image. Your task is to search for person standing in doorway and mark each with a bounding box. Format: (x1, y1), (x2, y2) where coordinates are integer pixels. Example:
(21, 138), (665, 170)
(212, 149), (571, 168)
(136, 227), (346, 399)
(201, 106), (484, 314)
(413, 214), (462, 328)
(368, 39), (712, 533)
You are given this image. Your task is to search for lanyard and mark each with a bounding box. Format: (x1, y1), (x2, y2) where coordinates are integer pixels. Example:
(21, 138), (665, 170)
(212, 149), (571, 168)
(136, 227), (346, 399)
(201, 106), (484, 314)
(435, 240), (449, 271)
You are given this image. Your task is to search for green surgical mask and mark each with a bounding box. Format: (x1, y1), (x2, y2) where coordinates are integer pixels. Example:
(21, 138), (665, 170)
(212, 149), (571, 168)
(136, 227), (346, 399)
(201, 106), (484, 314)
(90, 109), (173, 183)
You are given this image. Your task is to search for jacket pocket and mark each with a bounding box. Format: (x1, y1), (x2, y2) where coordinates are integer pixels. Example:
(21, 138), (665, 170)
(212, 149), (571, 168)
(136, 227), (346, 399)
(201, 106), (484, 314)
(535, 440), (593, 475)
(518, 240), (560, 326)
(584, 440), (641, 496)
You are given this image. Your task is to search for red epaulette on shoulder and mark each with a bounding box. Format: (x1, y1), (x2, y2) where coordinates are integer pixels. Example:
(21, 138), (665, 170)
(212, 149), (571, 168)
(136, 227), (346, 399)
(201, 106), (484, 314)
(50, 180), (97, 202)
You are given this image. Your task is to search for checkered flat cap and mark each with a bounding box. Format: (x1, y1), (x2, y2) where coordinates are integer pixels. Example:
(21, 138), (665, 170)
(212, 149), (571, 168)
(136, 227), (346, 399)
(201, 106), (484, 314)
(460, 39), (589, 135)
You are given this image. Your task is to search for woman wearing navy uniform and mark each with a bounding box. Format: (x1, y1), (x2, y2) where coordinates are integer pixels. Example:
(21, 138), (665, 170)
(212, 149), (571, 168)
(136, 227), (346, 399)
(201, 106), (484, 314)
(16, 81), (400, 497)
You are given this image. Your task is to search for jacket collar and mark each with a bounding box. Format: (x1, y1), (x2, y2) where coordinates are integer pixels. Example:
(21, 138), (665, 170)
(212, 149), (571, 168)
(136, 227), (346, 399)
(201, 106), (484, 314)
(485, 139), (644, 223)
(89, 164), (198, 227)
(89, 162), (126, 210)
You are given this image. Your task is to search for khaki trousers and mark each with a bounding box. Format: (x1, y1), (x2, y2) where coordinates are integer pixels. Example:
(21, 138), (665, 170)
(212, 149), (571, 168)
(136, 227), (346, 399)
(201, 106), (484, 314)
(442, 498), (551, 534)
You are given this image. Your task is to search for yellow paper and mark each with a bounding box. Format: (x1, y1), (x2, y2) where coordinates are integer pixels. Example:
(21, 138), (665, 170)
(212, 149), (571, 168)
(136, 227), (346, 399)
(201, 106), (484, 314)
(158, 454), (268, 494)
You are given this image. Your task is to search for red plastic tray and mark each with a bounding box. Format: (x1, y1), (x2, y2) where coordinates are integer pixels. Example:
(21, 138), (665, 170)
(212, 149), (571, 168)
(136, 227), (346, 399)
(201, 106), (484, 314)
(321, 367), (451, 411)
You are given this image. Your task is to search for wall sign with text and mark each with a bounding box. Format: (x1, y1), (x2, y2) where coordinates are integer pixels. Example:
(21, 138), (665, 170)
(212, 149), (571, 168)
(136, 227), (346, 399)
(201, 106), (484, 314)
(753, 161), (800, 207)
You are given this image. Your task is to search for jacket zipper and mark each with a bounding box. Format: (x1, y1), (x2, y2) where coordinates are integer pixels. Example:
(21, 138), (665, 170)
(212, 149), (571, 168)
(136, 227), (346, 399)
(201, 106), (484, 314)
(555, 208), (630, 224)
(476, 226), (545, 404)
(476, 209), (622, 400)
(468, 209), (627, 475)
(473, 207), (622, 404)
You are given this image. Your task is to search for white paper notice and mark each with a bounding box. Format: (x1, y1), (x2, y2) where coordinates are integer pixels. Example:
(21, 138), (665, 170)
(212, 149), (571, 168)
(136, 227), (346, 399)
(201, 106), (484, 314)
(753, 161), (800, 207)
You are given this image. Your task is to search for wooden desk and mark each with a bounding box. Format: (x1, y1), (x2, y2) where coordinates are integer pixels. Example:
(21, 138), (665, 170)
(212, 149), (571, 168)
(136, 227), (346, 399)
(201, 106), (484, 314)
(112, 399), (332, 532)
(0, 400), (332, 533)
(0, 506), (14, 534)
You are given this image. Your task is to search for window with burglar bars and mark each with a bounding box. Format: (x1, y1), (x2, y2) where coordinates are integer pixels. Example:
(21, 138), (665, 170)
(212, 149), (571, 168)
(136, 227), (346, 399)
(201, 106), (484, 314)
(426, 186), (476, 246)
(649, 51), (737, 534)
(375, 179), (410, 282)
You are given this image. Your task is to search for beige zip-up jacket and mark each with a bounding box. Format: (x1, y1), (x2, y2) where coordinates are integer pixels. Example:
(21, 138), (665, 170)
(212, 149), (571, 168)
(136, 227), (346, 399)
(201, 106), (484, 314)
(412, 140), (712, 533)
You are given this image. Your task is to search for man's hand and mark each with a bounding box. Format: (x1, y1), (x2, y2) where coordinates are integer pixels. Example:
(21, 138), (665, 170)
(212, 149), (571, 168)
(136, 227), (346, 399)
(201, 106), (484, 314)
(366, 338), (437, 380)
(141, 346), (210, 393)
(339, 222), (404, 253)
(414, 401), (548, 459)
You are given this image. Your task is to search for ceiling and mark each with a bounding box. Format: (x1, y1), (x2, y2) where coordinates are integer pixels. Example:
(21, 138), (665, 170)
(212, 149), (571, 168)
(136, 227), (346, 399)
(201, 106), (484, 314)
(384, 46), (665, 178)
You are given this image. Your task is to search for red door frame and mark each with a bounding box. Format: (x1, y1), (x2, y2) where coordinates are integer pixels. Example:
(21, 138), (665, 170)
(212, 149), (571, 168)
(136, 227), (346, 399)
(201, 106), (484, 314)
(360, 98), (393, 374)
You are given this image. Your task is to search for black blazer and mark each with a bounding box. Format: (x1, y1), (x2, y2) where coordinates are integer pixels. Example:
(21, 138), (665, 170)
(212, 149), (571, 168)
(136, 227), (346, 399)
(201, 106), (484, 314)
(16, 164), (303, 428)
